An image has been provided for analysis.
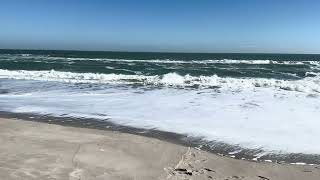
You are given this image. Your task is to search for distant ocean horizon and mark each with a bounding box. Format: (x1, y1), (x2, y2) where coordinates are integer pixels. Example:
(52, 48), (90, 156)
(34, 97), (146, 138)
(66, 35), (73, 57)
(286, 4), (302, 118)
(2, 48), (320, 55)
(1, 49), (320, 164)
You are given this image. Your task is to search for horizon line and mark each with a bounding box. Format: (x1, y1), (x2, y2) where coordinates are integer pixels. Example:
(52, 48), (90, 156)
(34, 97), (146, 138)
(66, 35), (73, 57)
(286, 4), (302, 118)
(1, 48), (320, 55)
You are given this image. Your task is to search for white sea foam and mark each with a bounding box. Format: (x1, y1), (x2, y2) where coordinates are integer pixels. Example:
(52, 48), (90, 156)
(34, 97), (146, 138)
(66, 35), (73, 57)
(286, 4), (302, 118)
(0, 69), (319, 93)
(20, 54), (32, 57)
(60, 58), (320, 66)
(0, 81), (320, 155)
(1, 66), (320, 157)
(2, 54), (320, 66)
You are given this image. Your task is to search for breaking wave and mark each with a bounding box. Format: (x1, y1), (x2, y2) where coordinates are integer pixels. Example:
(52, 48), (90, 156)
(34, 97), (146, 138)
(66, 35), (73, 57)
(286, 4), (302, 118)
(0, 69), (319, 93)
(1, 54), (320, 66)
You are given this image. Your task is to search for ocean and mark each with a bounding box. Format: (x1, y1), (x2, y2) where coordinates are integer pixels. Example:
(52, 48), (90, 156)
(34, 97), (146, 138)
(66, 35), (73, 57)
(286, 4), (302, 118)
(0, 49), (320, 164)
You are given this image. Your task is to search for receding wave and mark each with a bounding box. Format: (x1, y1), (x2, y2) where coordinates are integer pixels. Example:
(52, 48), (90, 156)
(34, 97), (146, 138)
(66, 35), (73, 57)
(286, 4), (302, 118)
(0, 69), (319, 93)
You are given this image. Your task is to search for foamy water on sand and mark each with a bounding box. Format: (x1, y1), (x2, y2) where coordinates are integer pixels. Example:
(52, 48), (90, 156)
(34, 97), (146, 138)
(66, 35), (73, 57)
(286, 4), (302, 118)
(0, 50), (320, 163)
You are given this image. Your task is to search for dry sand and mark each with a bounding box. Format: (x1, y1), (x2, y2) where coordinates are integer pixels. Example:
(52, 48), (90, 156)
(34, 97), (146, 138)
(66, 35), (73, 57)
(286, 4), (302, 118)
(0, 117), (319, 180)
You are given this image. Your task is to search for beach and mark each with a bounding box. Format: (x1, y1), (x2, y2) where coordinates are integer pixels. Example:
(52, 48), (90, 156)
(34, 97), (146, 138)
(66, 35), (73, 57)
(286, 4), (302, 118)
(0, 117), (319, 180)
(1, 51), (320, 164)
(1, 1), (320, 179)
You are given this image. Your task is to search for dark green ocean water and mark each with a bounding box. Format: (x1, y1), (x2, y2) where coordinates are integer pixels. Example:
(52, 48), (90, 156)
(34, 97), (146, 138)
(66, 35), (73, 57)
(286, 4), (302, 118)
(1, 49), (320, 80)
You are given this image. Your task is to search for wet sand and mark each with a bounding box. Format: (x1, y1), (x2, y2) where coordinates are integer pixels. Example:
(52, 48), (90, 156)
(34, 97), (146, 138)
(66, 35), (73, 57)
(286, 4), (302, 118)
(0, 118), (319, 180)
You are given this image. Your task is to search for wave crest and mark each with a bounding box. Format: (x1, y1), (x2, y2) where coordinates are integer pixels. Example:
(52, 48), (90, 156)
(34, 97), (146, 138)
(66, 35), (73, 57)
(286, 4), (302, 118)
(1, 54), (320, 66)
(0, 69), (319, 93)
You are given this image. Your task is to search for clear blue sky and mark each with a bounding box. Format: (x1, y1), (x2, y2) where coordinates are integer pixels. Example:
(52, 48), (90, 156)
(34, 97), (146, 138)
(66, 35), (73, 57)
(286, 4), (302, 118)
(1, 0), (320, 53)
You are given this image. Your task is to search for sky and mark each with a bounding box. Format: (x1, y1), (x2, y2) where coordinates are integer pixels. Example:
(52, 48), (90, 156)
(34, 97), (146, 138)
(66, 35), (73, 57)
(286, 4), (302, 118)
(0, 0), (320, 53)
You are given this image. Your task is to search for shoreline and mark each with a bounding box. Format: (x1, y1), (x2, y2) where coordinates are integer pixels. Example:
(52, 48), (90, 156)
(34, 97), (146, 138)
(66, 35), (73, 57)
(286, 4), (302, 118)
(0, 111), (319, 165)
(0, 117), (320, 179)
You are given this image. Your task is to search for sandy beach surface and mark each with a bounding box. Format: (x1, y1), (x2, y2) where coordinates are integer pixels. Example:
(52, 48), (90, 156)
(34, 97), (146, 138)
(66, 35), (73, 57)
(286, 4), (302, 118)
(0, 118), (319, 180)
